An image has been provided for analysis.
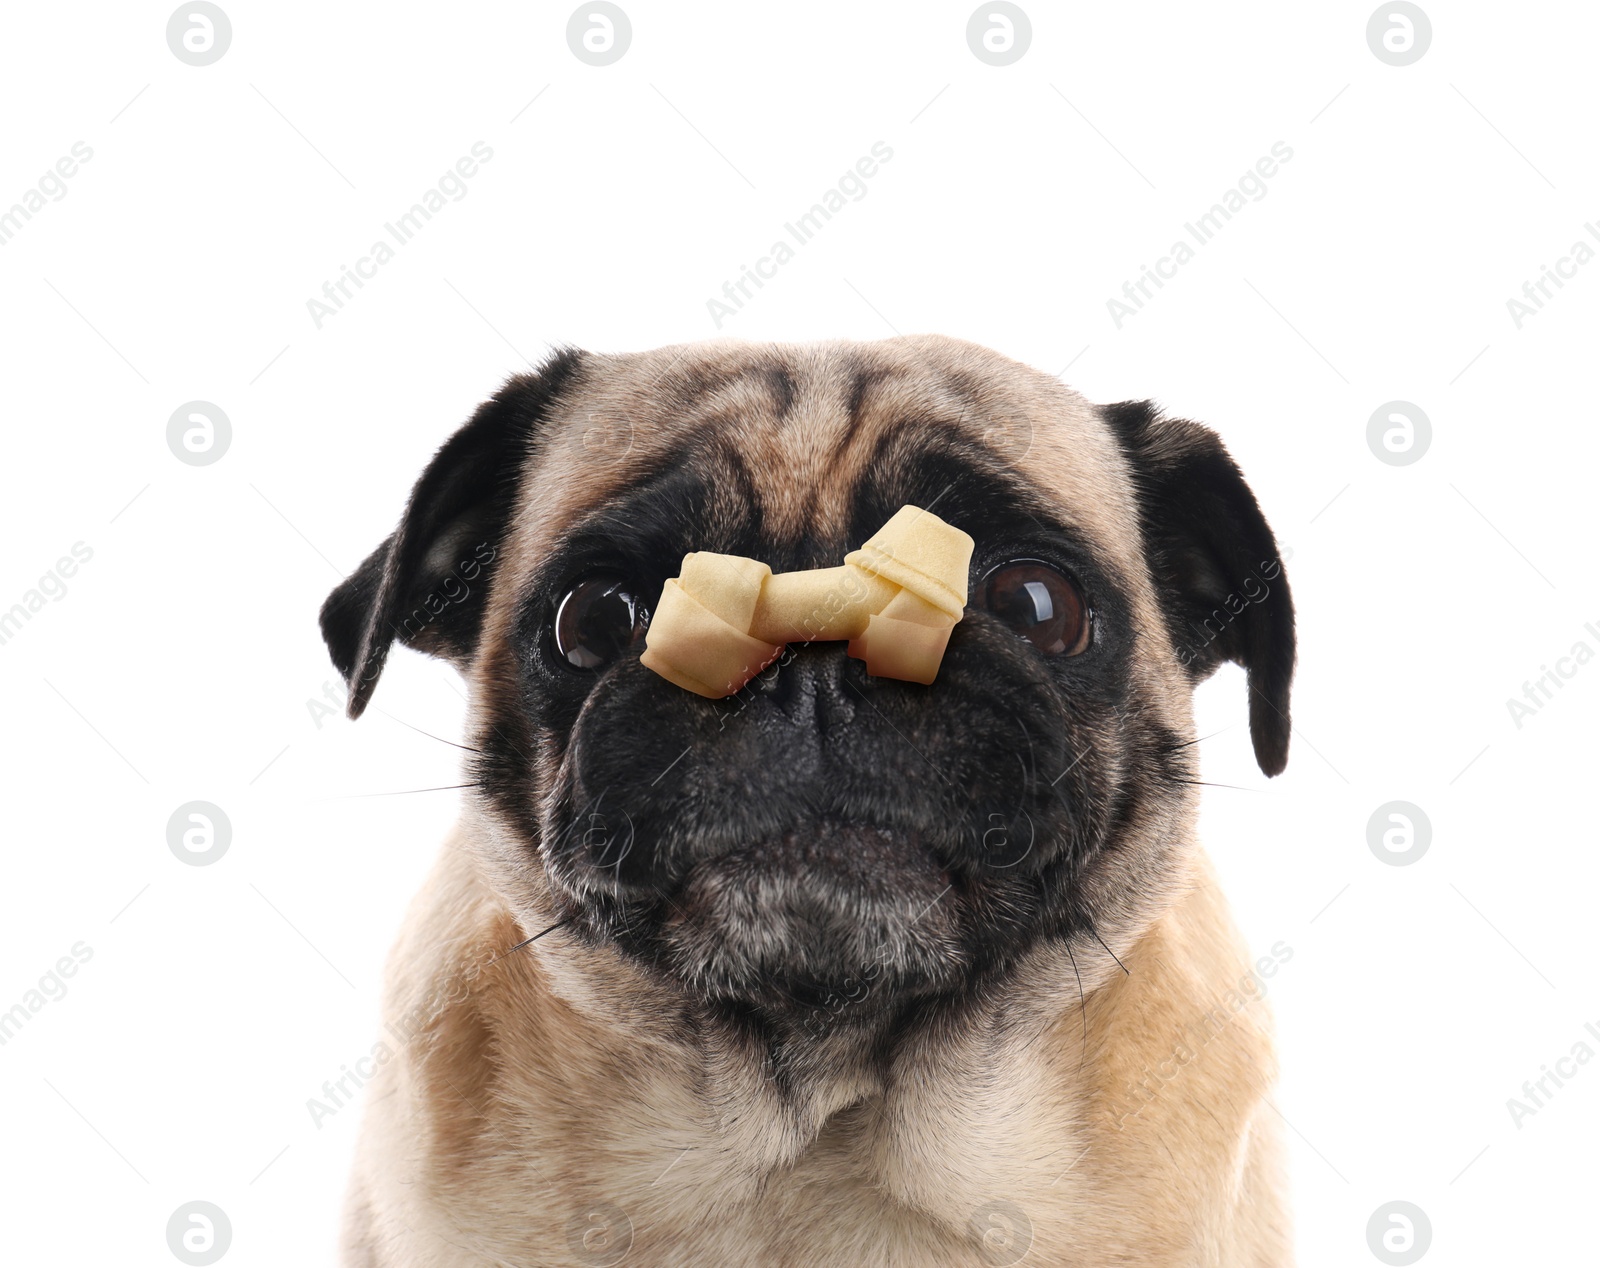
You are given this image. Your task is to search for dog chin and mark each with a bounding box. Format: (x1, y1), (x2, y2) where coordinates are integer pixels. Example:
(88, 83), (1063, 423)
(598, 822), (979, 1019)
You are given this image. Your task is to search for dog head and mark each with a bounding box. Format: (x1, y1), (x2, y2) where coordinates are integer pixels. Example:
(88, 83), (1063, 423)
(322, 336), (1294, 1036)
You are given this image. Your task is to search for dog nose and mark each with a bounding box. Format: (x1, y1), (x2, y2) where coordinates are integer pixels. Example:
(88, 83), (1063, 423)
(755, 642), (860, 740)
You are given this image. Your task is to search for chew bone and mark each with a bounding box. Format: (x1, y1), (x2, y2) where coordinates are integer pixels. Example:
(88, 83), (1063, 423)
(640, 505), (974, 697)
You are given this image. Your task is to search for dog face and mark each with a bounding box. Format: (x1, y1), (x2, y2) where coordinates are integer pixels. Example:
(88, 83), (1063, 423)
(322, 336), (1294, 1035)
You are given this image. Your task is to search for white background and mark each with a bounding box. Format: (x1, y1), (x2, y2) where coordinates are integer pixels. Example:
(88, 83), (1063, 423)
(1, 2), (1596, 1264)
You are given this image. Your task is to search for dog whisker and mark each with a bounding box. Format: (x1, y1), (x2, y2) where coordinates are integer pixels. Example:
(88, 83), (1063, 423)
(336, 782), (483, 799)
(1165, 777), (1259, 793)
(375, 707), (484, 753)
(1065, 941), (1089, 1072)
(603, 811), (637, 876)
(1015, 714), (1039, 787)
(491, 914), (577, 965)
(1088, 925), (1130, 976)
(1159, 726), (1233, 753)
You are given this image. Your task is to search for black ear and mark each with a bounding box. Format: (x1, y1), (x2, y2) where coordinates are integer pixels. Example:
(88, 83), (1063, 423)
(320, 349), (584, 718)
(1103, 401), (1296, 776)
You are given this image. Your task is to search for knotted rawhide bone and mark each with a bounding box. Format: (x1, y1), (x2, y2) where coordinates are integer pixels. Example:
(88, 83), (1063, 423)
(640, 505), (975, 698)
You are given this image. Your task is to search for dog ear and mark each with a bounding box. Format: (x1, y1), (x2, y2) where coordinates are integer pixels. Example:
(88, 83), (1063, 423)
(1103, 401), (1296, 776)
(320, 349), (584, 719)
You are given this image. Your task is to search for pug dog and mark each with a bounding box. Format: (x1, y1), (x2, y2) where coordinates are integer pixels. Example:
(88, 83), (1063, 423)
(320, 335), (1296, 1267)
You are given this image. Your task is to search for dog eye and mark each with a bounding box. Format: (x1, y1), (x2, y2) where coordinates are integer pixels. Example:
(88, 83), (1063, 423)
(553, 576), (649, 669)
(980, 561), (1091, 656)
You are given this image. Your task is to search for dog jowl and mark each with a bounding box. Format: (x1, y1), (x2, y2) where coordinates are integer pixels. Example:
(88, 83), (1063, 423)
(322, 338), (1292, 1040)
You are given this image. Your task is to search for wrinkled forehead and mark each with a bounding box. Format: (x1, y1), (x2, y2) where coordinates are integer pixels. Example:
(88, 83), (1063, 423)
(497, 336), (1150, 591)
